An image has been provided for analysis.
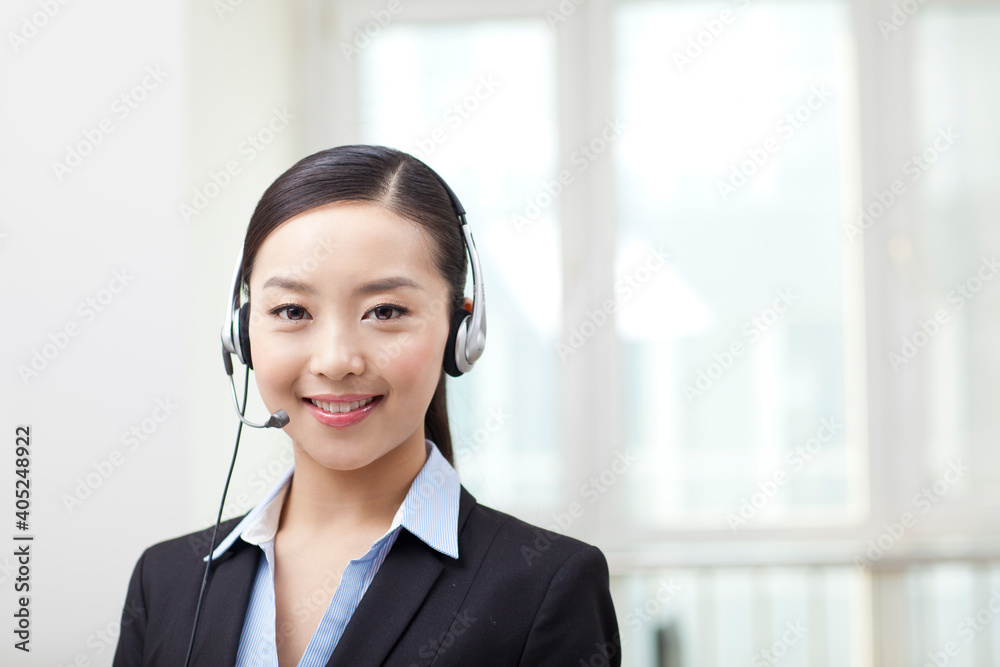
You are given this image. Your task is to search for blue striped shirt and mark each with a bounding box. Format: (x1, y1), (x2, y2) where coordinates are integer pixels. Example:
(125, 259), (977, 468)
(208, 440), (460, 667)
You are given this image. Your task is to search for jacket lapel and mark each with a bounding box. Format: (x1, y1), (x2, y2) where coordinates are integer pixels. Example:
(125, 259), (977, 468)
(326, 530), (443, 666)
(189, 538), (261, 666)
(325, 488), (478, 666)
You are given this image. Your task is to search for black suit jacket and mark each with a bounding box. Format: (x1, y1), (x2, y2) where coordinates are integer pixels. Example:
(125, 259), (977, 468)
(112, 487), (621, 666)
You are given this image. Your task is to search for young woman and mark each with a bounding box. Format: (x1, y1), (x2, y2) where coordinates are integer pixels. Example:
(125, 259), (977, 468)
(112, 145), (621, 666)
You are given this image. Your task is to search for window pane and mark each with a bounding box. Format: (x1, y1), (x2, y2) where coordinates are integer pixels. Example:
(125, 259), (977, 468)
(613, 0), (862, 526)
(356, 19), (562, 515)
(614, 566), (864, 667)
(905, 562), (1000, 664)
(910, 6), (1000, 514)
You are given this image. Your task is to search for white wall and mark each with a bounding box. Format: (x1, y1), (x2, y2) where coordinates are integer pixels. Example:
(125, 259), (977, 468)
(0, 1), (303, 663)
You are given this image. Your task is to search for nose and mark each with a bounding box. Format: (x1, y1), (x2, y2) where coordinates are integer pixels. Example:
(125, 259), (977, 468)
(308, 321), (366, 380)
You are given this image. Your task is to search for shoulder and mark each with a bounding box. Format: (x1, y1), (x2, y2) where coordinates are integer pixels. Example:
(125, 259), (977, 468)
(132, 515), (248, 581)
(440, 490), (621, 665)
(114, 517), (260, 665)
(458, 488), (610, 582)
(121, 517), (257, 628)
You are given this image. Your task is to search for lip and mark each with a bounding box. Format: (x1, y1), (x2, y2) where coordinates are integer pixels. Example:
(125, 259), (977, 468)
(306, 394), (380, 403)
(303, 394), (383, 428)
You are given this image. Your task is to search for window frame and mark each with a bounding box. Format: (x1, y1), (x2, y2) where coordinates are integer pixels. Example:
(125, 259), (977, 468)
(309, 1), (1000, 663)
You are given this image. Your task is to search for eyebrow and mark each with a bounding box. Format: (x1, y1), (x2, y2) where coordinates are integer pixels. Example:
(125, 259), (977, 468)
(261, 276), (317, 294)
(353, 276), (421, 296)
(260, 275), (421, 296)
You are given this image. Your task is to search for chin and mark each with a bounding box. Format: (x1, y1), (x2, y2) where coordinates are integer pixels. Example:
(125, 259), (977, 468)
(292, 429), (410, 473)
(293, 438), (375, 471)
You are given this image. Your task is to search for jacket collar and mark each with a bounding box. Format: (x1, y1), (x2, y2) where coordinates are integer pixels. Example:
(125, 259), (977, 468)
(186, 522), (261, 666)
(208, 439), (460, 561)
(190, 488), (478, 667)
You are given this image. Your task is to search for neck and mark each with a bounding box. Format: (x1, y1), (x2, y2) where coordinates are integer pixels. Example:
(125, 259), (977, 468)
(280, 433), (428, 534)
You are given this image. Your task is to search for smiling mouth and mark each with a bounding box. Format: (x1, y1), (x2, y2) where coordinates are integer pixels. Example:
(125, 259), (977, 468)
(307, 396), (379, 414)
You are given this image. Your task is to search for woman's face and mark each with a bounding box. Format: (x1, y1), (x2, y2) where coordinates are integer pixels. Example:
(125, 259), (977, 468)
(247, 201), (452, 472)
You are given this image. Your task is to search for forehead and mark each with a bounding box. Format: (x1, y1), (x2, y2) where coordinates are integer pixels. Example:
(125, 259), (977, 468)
(250, 201), (441, 287)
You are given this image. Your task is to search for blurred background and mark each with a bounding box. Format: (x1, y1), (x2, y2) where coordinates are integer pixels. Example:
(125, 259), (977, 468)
(2, 0), (999, 664)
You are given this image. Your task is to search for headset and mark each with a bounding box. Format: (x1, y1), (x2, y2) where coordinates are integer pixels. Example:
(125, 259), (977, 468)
(184, 159), (486, 666)
(221, 163), (486, 386)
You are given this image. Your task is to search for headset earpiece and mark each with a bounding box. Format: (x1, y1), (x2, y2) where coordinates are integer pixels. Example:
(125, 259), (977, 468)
(444, 308), (472, 377)
(422, 165), (486, 377)
(238, 303), (253, 369)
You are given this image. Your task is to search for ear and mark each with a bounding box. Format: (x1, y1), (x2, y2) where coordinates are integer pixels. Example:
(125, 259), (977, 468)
(462, 297), (473, 313)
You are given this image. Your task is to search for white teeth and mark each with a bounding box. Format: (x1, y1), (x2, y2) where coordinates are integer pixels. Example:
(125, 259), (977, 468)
(310, 397), (375, 414)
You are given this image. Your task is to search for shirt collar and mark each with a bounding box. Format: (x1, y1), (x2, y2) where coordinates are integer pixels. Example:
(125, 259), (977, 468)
(207, 440), (460, 561)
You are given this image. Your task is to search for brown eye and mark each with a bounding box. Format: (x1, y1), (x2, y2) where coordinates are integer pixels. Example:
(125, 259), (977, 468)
(369, 304), (406, 320)
(272, 305), (309, 321)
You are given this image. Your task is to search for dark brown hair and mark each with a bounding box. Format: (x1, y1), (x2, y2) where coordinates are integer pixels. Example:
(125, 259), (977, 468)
(241, 145), (467, 463)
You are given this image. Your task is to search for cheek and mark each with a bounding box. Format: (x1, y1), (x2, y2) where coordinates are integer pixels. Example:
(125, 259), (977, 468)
(250, 331), (303, 401)
(382, 326), (448, 399)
